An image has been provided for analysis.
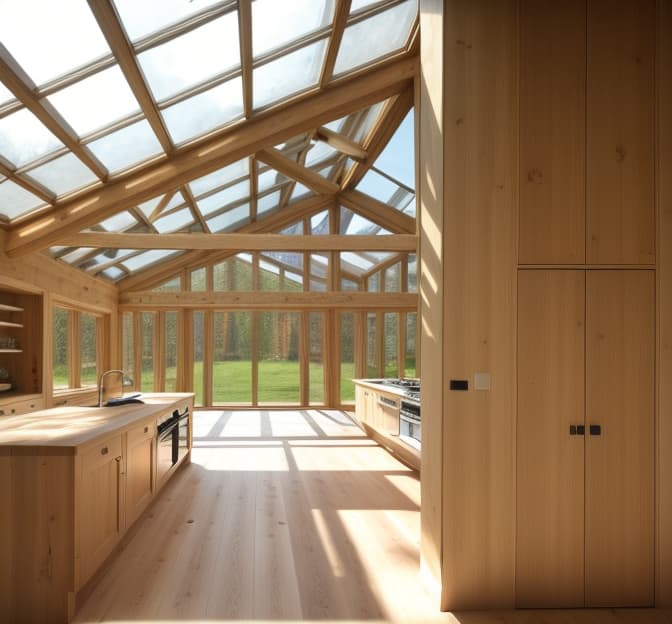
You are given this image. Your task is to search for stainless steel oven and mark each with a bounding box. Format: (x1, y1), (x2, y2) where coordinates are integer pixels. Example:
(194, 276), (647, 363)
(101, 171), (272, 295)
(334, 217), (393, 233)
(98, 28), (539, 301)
(399, 399), (421, 448)
(157, 412), (178, 482)
(176, 406), (190, 463)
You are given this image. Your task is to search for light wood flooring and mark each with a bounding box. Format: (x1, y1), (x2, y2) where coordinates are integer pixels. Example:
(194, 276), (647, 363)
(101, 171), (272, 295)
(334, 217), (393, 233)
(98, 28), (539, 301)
(73, 410), (672, 624)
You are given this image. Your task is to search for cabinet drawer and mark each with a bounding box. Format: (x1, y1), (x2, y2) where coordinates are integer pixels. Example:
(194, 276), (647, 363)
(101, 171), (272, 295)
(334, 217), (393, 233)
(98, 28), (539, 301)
(0, 396), (44, 416)
(127, 418), (155, 446)
(81, 435), (122, 472)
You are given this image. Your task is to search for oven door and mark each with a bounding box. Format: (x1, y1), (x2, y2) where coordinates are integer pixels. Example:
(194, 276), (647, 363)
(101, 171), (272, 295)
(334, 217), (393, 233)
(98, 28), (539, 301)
(176, 409), (190, 463)
(157, 420), (178, 482)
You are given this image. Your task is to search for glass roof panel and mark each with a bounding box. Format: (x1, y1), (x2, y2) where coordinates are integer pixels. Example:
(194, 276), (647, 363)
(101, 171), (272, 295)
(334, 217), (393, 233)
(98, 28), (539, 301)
(350, 0), (382, 12)
(0, 1), (110, 87)
(207, 204), (250, 232)
(0, 108), (64, 167)
(164, 191), (185, 211)
(374, 109), (414, 188)
(305, 141), (338, 167)
(102, 266), (125, 280)
(113, 0), (223, 41)
(340, 207), (390, 235)
(0, 82), (14, 107)
(27, 153), (98, 197)
(257, 167), (288, 193)
(311, 210), (330, 235)
(0, 179), (46, 221)
(334, 0), (416, 75)
(46, 65), (141, 138)
(154, 207), (194, 233)
(252, 0), (334, 58)
(122, 250), (181, 272)
(352, 100), (386, 143)
(357, 169), (414, 213)
(340, 251), (375, 271)
(197, 180), (249, 215)
(257, 190), (281, 215)
(253, 39), (326, 109)
(162, 77), (244, 145)
(290, 183), (312, 202)
(87, 119), (163, 174)
(189, 159), (248, 197)
(137, 195), (164, 219)
(138, 13), (240, 102)
(98, 211), (137, 232)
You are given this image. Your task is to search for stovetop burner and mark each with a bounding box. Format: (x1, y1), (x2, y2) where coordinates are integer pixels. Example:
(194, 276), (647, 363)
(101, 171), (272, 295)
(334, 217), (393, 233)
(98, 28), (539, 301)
(405, 390), (421, 402)
(381, 378), (420, 393)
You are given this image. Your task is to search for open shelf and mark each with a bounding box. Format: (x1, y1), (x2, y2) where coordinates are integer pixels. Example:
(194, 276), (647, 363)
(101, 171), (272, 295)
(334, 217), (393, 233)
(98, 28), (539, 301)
(0, 349), (23, 353)
(0, 321), (23, 328)
(0, 304), (24, 312)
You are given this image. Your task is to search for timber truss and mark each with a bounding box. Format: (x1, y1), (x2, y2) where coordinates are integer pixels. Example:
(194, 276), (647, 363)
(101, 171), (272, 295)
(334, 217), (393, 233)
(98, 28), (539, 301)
(0, 0), (418, 290)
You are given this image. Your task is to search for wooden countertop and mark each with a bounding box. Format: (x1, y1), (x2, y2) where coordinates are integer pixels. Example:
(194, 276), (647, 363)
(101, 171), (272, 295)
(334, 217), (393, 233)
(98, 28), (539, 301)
(353, 378), (414, 400)
(0, 393), (193, 448)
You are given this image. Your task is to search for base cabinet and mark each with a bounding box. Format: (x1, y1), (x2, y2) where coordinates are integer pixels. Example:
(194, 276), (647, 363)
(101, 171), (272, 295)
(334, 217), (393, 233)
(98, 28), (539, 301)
(77, 435), (123, 587)
(516, 270), (654, 607)
(125, 418), (155, 527)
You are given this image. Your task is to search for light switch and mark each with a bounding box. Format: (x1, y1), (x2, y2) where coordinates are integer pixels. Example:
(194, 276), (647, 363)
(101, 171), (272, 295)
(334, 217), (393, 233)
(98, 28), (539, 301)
(474, 372), (491, 391)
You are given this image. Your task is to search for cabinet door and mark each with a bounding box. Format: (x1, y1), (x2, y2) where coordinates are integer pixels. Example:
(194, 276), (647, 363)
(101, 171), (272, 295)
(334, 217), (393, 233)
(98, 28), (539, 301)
(585, 270), (654, 606)
(516, 270), (585, 607)
(78, 435), (123, 586)
(125, 420), (154, 527)
(586, 0), (655, 264)
(519, 0), (586, 264)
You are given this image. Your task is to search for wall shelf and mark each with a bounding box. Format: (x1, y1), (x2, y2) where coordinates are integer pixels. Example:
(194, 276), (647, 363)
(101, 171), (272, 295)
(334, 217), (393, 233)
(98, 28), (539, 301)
(0, 304), (24, 313)
(0, 349), (22, 353)
(0, 321), (23, 328)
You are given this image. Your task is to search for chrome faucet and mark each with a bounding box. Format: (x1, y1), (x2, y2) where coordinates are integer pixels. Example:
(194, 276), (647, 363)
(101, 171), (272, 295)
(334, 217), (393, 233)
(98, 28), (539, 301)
(98, 370), (126, 407)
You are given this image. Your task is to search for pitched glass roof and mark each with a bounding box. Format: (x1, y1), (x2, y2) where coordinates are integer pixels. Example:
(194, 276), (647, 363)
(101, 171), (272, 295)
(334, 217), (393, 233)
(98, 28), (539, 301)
(0, 0), (418, 277)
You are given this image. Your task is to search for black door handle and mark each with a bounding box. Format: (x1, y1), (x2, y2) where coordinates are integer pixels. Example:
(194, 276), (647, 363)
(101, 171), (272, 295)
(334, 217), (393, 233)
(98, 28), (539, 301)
(569, 425), (585, 436)
(589, 424), (601, 436)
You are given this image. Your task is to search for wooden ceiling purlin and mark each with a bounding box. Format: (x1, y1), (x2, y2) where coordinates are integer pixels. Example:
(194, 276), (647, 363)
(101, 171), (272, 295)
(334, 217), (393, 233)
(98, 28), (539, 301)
(339, 189), (415, 234)
(87, 0), (173, 154)
(0, 160), (54, 205)
(58, 232), (417, 252)
(6, 56), (416, 258)
(117, 195), (335, 292)
(119, 290), (418, 310)
(0, 46), (108, 180)
(257, 148), (340, 195)
(315, 126), (367, 161)
(181, 185), (209, 233)
(237, 0), (253, 118)
(319, 0), (352, 88)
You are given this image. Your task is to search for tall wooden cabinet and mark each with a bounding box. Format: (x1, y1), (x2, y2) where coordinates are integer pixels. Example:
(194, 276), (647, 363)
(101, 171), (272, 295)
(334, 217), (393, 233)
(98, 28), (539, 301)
(519, 0), (655, 266)
(517, 270), (654, 607)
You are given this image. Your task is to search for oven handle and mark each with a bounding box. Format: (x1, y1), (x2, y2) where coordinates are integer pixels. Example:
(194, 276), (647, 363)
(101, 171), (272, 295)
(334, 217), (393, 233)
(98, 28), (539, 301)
(158, 421), (178, 441)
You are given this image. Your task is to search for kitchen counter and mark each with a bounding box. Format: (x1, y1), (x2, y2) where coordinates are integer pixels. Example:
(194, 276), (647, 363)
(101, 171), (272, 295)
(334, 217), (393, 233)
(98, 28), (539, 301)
(0, 392), (193, 447)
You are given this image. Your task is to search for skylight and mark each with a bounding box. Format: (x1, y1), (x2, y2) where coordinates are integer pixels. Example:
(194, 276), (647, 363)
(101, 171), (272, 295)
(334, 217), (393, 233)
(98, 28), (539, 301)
(0, 108), (63, 167)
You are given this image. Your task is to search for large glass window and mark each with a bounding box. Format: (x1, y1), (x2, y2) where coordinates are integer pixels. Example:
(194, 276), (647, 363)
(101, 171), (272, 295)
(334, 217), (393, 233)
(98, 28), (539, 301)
(405, 312), (417, 377)
(164, 311), (178, 392)
(192, 311), (205, 407)
(340, 312), (356, 402)
(79, 312), (98, 387)
(140, 312), (155, 393)
(122, 312), (135, 388)
(309, 312), (324, 405)
(52, 307), (70, 390)
(258, 312), (300, 405)
(383, 312), (398, 378)
(212, 311), (252, 405)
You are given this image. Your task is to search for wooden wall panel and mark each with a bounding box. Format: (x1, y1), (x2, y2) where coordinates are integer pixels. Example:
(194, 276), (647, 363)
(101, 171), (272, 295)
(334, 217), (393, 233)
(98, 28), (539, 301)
(519, 0), (586, 264)
(440, 0), (518, 609)
(587, 0), (656, 264)
(657, 0), (672, 607)
(585, 270), (655, 606)
(419, 0), (444, 593)
(516, 270), (585, 607)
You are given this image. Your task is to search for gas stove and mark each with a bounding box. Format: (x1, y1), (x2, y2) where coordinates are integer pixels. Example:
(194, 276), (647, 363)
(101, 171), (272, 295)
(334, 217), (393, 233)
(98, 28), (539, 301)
(378, 378), (420, 393)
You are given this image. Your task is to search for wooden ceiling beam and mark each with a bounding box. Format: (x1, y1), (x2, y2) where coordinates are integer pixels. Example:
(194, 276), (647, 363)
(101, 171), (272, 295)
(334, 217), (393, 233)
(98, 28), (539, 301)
(120, 290), (417, 310)
(238, 0), (253, 118)
(6, 56), (416, 258)
(256, 148), (340, 195)
(58, 232), (416, 251)
(117, 195), (334, 291)
(181, 185), (209, 232)
(87, 0), (173, 154)
(0, 46), (108, 179)
(340, 87), (414, 189)
(339, 189), (416, 233)
(319, 0), (351, 87)
(315, 126), (367, 161)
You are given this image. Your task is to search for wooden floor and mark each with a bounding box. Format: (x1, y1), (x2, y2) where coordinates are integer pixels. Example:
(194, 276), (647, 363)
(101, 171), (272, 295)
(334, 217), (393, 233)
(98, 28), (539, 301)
(73, 410), (672, 624)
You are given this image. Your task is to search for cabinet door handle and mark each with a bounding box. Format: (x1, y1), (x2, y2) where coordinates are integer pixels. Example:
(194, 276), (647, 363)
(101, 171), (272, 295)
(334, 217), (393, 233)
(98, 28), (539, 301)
(589, 424), (602, 436)
(101, 446), (109, 455)
(569, 425), (585, 436)
(144, 426), (149, 433)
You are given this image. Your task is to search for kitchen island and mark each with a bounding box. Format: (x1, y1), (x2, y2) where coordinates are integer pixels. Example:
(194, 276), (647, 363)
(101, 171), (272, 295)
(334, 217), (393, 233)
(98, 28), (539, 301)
(0, 393), (194, 624)
(353, 379), (420, 471)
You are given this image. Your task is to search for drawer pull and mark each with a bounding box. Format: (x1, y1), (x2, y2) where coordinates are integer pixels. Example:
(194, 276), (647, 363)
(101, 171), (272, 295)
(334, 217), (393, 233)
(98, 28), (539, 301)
(101, 446), (109, 455)
(144, 426), (149, 433)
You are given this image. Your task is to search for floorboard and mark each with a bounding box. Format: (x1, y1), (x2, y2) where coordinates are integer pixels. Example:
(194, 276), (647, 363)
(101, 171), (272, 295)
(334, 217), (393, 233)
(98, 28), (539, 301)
(73, 410), (672, 624)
